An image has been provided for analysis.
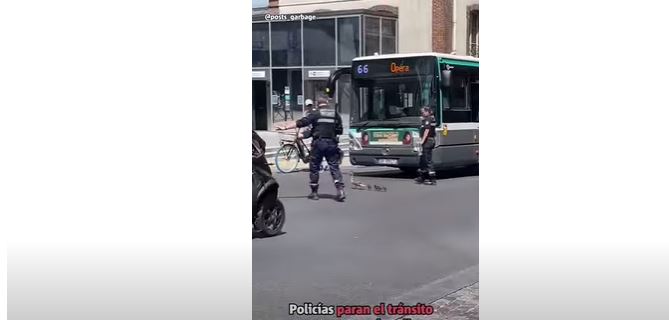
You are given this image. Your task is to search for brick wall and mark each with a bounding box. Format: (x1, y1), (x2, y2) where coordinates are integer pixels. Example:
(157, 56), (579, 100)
(269, 0), (279, 14)
(432, 0), (453, 53)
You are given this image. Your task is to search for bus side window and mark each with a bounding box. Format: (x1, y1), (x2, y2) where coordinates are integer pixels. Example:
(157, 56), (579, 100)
(442, 71), (472, 123)
(451, 77), (467, 109)
(471, 77), (479, 123)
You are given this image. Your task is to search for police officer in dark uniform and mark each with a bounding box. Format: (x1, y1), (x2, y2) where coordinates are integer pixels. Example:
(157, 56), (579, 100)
(415, 106), (437, 185)
(276, 97), (346, 201)
(299, 98), (344, 166)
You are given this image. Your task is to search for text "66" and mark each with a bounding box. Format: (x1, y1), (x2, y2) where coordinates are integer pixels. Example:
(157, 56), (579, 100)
(357, 65), (369, 74)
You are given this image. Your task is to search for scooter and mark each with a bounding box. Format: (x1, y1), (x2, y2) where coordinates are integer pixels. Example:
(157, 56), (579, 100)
(253, 131), (286, 237)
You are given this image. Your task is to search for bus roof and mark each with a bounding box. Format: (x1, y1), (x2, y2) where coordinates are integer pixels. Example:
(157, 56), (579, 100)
(352, 52), (479, 63)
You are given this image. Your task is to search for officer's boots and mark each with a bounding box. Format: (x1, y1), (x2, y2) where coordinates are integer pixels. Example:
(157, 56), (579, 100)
(425, 172), (437, 185)
(308, 184), (319, 200)
(414, 170), (425, 184)
(335, 187), (346, 202)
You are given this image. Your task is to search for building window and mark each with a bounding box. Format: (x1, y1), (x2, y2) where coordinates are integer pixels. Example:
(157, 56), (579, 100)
(304, 19), (336, 66)
(467, 9), (479, 57)
(381, 19), (396, 54)
(271, 21), (302, 67)
(337, 17), (360, 65)
(364, 16), (380, 56)
(252, 23), (270, 67)
(271, 69), (303, 122)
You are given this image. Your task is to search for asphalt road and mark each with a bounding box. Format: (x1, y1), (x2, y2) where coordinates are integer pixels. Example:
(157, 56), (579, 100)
(253, 166), (479, 320)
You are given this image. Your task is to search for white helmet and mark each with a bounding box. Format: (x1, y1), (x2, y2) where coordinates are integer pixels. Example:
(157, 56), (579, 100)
(305, 99), (314, 106)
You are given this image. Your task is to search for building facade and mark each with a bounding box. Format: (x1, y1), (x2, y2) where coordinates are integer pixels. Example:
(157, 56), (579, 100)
(252, 0), (398, 130)
(453, 0), (479, 57)
(251, 0), (479, 131)
(397, 0), (478, 56)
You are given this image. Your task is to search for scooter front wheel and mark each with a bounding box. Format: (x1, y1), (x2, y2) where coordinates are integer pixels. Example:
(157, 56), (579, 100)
(257, 200), (285, 237)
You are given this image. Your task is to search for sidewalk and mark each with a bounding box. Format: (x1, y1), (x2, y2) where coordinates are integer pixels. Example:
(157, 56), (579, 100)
(422, 283), (479, 320)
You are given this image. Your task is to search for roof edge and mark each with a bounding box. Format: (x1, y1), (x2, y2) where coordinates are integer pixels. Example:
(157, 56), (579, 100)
(353, 52), (479, 63)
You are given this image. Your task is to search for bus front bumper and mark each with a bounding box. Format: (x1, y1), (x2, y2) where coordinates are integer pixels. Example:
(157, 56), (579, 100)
(349, 149), (420, 168)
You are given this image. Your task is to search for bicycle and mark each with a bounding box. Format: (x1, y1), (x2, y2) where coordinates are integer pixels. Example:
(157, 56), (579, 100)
(274, 128), (310, 173)
(274, 128), (342, 174)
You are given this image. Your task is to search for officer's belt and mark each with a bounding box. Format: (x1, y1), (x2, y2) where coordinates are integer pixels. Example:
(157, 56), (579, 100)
(317, 118), (336, 123)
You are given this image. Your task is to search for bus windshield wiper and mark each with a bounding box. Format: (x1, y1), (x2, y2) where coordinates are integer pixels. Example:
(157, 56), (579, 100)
(353, 120), (371, 128)
(354, 119), (402, 128)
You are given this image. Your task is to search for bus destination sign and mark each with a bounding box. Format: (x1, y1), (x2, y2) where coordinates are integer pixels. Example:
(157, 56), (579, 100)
(352, 57), (434, 79)
(390, 62), (409, 74)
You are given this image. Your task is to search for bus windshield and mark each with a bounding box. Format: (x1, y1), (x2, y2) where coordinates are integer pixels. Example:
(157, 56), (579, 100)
(352, 57), (436, 125)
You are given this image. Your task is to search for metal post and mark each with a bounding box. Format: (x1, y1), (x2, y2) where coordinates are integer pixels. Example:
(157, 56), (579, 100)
(268, 21), (273, 129)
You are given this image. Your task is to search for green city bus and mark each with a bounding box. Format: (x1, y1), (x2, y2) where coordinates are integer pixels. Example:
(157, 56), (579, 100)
(327, 53), (479, 172)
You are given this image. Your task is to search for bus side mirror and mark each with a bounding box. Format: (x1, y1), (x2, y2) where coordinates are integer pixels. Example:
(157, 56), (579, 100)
(441, 70), (452, 88)
(326, 67), (352, 98)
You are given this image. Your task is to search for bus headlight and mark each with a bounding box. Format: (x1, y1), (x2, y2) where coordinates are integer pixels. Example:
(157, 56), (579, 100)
(349, 132), (363, 151)
(411, 132), (422, 153)
(350, 139), (362, 151)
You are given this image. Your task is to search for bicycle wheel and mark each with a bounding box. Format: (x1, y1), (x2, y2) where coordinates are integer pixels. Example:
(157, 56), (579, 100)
(274, 144), (300, 173)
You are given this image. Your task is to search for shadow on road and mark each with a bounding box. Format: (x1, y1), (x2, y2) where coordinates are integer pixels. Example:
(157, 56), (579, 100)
(347, 166), (479, 181)
(275, 167), (337, 175)
(252, 231), (287, 239)
(280, 194), (344, 202)
(274, 168), (310, 174)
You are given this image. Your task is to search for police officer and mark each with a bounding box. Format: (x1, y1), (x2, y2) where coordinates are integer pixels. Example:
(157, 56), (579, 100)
(299, 98), (344, 168)
(415, 106), (437, 185)
(276, 97), (346, 201)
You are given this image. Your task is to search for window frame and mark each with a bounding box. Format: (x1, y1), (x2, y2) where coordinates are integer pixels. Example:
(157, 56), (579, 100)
(303, 17), (336, 66)
(252, 21), (271, 67)
(381, 18), (397, 54)
(467, 8), (479, 57)
(363, 15), (398, 56)
(440, 64), (478, 124)
(363, 16), (380, 56)
(270, 20), (303, 67)
(335, 16), (361, 66)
